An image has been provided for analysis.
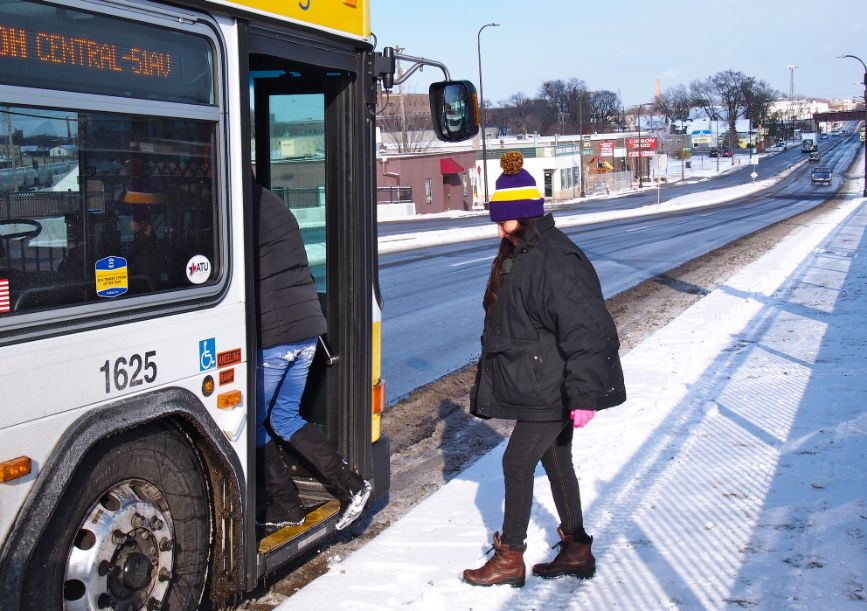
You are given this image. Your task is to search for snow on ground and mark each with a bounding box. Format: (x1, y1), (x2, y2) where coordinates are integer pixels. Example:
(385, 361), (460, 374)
(378, 155), (808, 254)
(281, 179), (867, 610)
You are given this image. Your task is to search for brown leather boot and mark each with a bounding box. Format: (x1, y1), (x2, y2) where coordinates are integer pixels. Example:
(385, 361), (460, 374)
(462, 532), (526, 587)
(532, 528), (595, 579)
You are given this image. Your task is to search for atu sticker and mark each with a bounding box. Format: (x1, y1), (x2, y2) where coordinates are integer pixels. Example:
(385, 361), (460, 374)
(95, 256), (128, 298)
(186, 255), (211, 285)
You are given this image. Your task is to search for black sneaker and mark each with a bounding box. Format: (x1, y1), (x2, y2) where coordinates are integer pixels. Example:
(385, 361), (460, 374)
(335, 480), (371, 530)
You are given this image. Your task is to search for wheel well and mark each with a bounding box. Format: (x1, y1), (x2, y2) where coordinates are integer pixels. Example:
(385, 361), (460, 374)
(0, 388), (247, 611)
(168, 416), (246, 607)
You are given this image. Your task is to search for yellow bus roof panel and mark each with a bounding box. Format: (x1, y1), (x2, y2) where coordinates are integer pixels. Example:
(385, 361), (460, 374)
(211, 0), (369, 39)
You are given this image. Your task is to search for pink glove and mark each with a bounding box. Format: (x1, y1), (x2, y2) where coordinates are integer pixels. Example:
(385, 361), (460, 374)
(571, 409), (596, 429)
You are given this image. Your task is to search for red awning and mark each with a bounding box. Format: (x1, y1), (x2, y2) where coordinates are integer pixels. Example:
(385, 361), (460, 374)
(440, 158), (464, 174)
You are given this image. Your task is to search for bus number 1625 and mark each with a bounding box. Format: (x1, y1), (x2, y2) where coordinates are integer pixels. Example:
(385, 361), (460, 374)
(99, 351), (158, 393)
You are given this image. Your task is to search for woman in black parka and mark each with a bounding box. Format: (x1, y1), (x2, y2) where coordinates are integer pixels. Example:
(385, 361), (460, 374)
(462, 152), (626, 588)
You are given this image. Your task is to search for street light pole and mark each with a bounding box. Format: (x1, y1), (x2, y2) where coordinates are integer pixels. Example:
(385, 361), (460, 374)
(578, 90), (597, 198)
(477, 22), (499, 207)
(787, 64), (798, 144)
(715, 112), (720, 172)
(636, 102), (652, 188)
(837, 54), (867, 197)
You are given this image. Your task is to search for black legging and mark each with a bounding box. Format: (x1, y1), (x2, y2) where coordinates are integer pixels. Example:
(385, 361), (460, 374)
(500, 419), (586, 546)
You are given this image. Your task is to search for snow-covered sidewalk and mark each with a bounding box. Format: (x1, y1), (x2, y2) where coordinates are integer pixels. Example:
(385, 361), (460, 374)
(281, 185), (867, 610)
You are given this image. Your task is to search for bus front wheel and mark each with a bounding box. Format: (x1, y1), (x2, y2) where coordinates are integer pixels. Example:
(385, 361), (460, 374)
(22, 423), (211, 611)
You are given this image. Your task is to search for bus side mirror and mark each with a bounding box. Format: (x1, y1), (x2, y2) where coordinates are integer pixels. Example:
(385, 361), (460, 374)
(429, 80), (480, 142)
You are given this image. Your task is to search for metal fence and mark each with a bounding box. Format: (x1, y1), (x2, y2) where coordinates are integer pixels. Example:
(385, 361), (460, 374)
(1, 191), (104, 218)
(272, 186), (324, 209)
(377, 186), (412, 205)
(585, 170), (634, 196)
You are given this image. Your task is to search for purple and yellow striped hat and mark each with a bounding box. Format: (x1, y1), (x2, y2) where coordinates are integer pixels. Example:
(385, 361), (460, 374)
(489, 152), (545, 222)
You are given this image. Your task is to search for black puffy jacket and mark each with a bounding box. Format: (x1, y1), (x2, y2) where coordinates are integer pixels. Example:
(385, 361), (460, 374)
(253, 182), (327, 349)
(470, 214), (626, 421)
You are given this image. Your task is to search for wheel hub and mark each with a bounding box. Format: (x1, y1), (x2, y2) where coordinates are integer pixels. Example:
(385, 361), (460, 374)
(62, 481), (174, 611)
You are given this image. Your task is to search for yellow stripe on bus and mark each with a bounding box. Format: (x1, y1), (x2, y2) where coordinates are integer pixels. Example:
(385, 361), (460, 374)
(205, 0), (370, 39)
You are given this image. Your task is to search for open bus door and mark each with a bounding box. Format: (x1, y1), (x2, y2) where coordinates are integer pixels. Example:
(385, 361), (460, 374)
(243, 32), (384, 580)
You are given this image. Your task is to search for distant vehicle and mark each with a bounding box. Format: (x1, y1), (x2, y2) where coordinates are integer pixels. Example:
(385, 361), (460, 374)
(832, 131), (841, 137)
(820, 133), (828, 140)
(720, 149), (733, 157)
(842, 129), (848, 135)
(811, 167), (832, 186)
(709, 148), (719, 157)
(801, 132), (818, 152)
(809, 151), (820, 162)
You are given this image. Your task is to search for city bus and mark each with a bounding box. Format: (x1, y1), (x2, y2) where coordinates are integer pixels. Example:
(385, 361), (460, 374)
(0, 1), (478, 609)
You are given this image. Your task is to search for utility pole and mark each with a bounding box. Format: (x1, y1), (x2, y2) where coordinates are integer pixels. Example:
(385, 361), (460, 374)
(787, 65), (798, 143)
(477, 23), (499, 207)
(578, 90), (597, 198)
(395, 45), (408, 152)
(837, 55), (867, 197)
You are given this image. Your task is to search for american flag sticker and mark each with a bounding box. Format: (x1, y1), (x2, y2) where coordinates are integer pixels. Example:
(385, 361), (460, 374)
(0, 279), (9, 314)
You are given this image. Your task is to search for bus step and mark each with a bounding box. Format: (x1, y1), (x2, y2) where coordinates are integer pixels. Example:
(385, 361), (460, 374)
(258, 499), (341, 573)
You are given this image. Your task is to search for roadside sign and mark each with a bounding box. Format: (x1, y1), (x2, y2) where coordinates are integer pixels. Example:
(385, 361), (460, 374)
(751, 171), (758, 180)
(582, 134), (591, 141)
(751, 156), (759, 165)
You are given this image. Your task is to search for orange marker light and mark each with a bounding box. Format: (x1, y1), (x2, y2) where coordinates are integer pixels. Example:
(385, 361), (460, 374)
(0, 456), (32, 483)
(217, 390), (242, 410)
(372, 379), (386, 415)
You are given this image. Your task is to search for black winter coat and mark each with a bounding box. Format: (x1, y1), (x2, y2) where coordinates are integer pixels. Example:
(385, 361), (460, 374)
(470, 214), (625, 421)
(253, 182), (327, 349)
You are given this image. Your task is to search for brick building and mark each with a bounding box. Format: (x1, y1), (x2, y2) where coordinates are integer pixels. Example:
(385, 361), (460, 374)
(376, 150), (477, 217)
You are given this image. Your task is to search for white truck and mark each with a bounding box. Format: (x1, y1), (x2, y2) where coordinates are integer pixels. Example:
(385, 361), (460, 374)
(801, 132), (818, 152)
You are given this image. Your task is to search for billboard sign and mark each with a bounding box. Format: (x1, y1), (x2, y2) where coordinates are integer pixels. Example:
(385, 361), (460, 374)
(627, 137), (657, 150)
(599, 141), (615, 157)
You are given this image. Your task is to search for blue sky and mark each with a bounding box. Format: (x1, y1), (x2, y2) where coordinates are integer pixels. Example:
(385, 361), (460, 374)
(371, 0), (867, 108)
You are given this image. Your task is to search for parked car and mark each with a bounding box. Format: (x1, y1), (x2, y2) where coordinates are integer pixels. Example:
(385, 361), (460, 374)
(720, 149), (733, 157)
(709, 148), (719, 157)
(809, 151), (820, 162)
(811, 167), (832, 186)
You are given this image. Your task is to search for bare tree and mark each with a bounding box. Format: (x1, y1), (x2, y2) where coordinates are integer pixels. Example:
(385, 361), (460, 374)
(538, 78), (586, 132)
(376, 111), (436, 153)
(708, 70), (749, 149)
(656, 84), (692, 132)
(588, 90), (623, 133)
(689, 78), (717, 120)
(742, 78), (779, 130)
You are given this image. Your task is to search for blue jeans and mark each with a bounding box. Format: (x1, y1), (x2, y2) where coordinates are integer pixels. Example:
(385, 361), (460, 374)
(255, 337), (318, 448)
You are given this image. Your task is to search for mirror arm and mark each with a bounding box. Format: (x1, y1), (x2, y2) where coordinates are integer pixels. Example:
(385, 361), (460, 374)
(392, 52), (451, 84)
(375, 47), (451, 90)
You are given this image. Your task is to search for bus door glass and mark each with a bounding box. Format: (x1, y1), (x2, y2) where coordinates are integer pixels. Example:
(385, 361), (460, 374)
(250, 65), (329, 436)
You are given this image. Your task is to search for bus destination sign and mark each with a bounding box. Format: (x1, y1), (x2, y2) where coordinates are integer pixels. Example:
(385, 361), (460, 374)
(0, 4), (213, 105)
(0, 25), (179, 80)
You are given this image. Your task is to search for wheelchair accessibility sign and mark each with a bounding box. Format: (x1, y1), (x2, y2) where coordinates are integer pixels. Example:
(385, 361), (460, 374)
(200, 338), (216, 371)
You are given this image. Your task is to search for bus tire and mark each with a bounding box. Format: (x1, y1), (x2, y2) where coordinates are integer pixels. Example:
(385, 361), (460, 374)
(21, 423), (211, 611)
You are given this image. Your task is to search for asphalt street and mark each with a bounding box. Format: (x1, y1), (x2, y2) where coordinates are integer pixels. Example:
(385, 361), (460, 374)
(379, 135), (864, 404)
